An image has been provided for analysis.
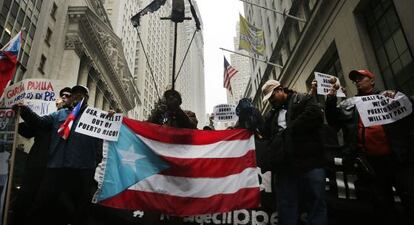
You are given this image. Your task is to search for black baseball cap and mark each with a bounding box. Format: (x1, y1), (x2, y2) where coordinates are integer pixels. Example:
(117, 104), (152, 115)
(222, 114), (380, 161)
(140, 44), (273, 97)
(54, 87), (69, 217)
(59, 87), (72, 97)
(71, 85), (89, 95)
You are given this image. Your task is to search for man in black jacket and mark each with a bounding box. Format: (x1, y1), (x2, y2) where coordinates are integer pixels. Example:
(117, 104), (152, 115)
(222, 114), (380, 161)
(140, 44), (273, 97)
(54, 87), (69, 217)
(261, 80), (326, 225)
(325, 69), (414, 225)
(11, 87), (72, 225)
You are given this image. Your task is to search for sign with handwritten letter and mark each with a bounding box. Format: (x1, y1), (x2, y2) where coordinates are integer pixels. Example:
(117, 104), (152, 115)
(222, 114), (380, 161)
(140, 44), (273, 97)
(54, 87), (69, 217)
(75, 107), (123, 141)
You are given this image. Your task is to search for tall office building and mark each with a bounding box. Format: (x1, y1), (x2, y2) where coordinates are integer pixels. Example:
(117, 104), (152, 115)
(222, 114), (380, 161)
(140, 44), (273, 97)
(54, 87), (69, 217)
(174, 0), (206, 128)
(227, 22), (251, 105)
(243, 0), (414, 113)
(0, 0), (44, 80)
(104, 0), (142, 118)
(0, 0), (139, 112)
(134, 0), (205, 127)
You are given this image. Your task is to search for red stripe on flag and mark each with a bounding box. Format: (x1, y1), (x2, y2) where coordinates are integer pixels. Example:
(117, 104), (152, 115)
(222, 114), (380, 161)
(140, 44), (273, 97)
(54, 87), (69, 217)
(99, 187), (260, 216)
(123, 118), (252, 145)
(160, 150), (257, 178)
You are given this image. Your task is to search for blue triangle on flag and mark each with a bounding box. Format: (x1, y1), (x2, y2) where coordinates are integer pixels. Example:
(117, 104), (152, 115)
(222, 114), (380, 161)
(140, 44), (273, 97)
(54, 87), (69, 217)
(96, 124), (170, 201)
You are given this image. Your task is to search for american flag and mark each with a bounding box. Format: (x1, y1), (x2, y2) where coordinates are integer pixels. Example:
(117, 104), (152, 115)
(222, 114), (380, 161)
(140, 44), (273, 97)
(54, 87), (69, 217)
(223, 57), (238, 93)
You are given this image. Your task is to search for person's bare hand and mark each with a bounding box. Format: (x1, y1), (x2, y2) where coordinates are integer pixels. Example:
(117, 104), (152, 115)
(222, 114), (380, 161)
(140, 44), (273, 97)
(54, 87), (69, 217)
(383, 90), (396, 98)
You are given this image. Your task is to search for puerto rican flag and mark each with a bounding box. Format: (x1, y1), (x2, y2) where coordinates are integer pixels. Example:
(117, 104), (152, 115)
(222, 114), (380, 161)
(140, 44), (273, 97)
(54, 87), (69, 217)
(0, 31), (22, 98)
(57, 99), (84, 140)
(93, 118), (260, 216)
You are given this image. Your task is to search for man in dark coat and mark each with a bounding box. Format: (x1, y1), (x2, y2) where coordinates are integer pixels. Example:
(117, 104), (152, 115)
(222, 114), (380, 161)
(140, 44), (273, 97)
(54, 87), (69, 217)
(11, 87), (72, 225)
(14, 85), (102, 225)
(261, 80), (327, 225)
(325, 69), (414, 225)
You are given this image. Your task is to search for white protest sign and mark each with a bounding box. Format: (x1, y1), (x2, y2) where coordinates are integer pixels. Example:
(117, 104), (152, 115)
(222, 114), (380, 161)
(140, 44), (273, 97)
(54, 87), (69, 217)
(354, 92), (412, 127)
(24, 99), (57, 116)
(314, 72), (346, 97)
(3, 79), (58, 107)
(75, 107), (123, 141)
(213, 104), (238, 122)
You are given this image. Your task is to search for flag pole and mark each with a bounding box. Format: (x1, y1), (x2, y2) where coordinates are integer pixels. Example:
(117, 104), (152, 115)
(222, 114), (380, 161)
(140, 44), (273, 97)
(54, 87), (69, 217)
(220, 48), (283, 69)
(2, 108), (20, 225)
(239, 0), (306, 23)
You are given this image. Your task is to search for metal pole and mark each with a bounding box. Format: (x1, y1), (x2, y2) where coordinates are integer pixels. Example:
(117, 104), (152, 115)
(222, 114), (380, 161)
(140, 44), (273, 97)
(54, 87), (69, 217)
(2, 108), (20, 225)
(239, 0), (306, 23)
(172, 22), (178, 90)
(219, 48), (284, 69)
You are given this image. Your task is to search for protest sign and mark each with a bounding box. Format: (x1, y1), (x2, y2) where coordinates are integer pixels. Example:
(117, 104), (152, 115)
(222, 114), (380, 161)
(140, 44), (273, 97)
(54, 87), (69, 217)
(314, 72), (346, 97)
(213, 104), (238, 122)
(75, 107), (123, 141)
(0, 109), (16, 225)
(24, 99), (57, 116)
(3, 79), (58, 107)
(354, 92), (412, 127)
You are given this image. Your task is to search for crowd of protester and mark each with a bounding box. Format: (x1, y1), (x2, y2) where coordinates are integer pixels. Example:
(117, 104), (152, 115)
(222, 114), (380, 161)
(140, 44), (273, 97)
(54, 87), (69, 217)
(2, 68), (413, 225)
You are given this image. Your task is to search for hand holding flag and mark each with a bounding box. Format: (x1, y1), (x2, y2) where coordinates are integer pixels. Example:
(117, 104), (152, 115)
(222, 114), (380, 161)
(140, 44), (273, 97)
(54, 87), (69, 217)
(58, 98), (84, 140)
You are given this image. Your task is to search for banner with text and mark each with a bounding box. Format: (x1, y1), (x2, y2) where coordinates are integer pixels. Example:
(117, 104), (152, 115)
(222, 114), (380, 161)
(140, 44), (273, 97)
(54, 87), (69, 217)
(24, 99), (57, 116)
(354, 92), (412, 127)
(314, 72), (346, 97)
(75, 107), (123, 141)
(3, 79), (58, 107)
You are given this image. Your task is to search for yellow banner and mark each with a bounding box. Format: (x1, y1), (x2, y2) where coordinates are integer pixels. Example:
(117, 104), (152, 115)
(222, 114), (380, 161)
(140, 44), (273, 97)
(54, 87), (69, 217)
(239, 15), (265, 55)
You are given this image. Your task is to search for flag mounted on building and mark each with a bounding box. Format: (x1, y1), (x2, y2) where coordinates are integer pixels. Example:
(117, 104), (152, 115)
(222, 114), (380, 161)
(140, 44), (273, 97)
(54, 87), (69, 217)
(57, 99), (84, 140)
(239, 15), (265, 56)
(223, 56), (238, 93)
(0, 31), (22, 98)
(93, 118), (260, 216)
(131, 0), (167, 26)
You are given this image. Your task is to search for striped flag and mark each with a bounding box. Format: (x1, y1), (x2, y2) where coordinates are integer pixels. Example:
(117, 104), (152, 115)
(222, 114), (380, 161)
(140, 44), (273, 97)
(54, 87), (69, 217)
(223, 57), (238, 93)
(0, 31), (22, 98)
(57, 99), (83, 140)
(93, 118), (260, 216)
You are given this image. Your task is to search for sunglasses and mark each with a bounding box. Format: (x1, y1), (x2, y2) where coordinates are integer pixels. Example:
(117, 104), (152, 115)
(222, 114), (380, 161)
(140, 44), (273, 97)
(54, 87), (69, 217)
(61, 93), (71, 98)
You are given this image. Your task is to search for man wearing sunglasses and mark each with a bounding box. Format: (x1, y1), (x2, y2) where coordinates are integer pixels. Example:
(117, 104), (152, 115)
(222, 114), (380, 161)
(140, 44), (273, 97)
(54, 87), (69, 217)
(325, 69), (414, 225)
(261, 80), (327, 225)
(12, 87), (72, 225)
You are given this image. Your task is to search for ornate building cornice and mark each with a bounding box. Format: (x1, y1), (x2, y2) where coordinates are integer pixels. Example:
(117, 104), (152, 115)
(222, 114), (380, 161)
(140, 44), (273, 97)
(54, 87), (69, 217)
(65, 6), (138, 111)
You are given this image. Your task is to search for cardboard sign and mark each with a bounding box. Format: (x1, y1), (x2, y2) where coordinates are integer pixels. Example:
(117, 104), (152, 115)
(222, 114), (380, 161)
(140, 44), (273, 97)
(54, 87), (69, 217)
(314, 72), (346, 97)
(75, 107), (123, 141)
(24, 99), (57, 116)
(354, 92), (412, 127)
(3, 79), (58, 107)
(213, 104), (238, 122)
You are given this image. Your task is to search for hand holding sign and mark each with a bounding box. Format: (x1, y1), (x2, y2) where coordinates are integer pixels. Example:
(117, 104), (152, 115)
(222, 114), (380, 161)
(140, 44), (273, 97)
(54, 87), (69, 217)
(314, 72), (346, 97)
(75, 107), (123, 141)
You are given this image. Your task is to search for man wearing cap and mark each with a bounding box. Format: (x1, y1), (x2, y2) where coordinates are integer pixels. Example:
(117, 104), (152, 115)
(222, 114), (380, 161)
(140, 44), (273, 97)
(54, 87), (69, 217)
(14, 84), (103, 225)
(11, 87), (73, 225)
(261, 80), (327, 225)
(325, 69), (414, 225)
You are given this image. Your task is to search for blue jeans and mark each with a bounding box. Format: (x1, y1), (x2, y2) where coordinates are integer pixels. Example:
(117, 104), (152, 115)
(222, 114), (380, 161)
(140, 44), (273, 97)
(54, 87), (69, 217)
(276, 168), (327, 225)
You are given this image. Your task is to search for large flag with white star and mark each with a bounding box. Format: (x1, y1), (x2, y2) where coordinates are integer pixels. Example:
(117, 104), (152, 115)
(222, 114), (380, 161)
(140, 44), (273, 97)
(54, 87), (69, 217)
(93, 118), (260, 216)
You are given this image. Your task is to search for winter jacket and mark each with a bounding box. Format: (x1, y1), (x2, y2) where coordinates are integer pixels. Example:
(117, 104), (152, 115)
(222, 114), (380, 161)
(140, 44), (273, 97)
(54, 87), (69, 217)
(325, 91), (414, 164)
(262, 92), (325, 173)
(20, 105), (103, 169)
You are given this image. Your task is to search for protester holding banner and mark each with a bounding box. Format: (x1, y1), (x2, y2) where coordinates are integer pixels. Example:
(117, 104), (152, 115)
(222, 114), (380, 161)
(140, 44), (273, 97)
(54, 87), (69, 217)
(13, 85), (103, 225)
(325, 69), (414, 225)
(261, 80), (327, 225)
(10, 87), (72, 225)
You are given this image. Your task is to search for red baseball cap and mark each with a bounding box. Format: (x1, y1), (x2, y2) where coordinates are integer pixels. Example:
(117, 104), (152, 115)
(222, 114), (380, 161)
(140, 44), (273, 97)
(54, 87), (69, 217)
(349, 69), (375, 81)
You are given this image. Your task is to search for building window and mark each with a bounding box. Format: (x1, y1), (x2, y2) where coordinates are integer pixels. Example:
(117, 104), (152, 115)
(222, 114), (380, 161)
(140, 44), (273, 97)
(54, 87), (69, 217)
(50, 2), (57, 20)
(365, 0), (414, 94)
(38, 54), (46, 74)
(44, 28), (52, 46)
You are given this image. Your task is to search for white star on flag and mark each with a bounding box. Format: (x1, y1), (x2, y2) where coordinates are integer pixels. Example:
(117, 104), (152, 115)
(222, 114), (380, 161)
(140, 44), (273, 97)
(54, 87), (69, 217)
(119, 145), (145, 172)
